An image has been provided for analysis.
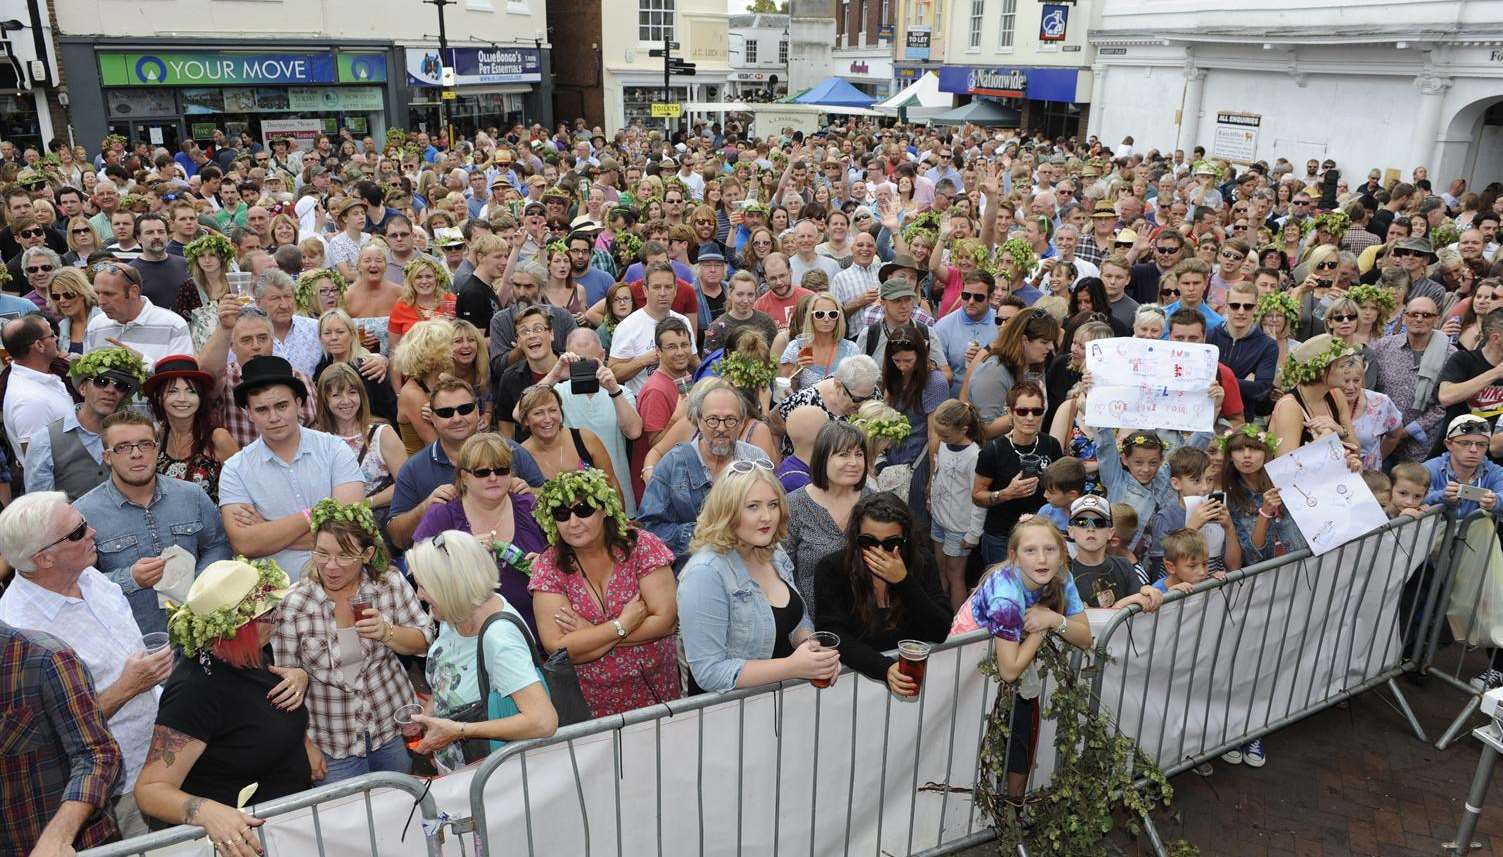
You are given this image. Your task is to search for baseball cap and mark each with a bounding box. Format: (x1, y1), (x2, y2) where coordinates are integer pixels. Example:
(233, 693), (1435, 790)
(1069, 495), (1112, 522)
(879, 278), (918, 301)
(523, 200), (546, 215)
(1447, 414), (1491, 439)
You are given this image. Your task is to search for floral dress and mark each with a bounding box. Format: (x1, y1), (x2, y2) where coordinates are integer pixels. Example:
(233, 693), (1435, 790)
(157, 444), (223, 503)
(527, 530), (681, 717)
(1351, 390), (1402, 470)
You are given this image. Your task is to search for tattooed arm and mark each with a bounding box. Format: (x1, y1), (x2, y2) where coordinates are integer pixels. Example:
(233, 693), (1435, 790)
(134, 725), (266, 856)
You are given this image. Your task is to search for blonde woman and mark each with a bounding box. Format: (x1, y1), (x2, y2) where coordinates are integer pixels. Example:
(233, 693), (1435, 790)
(388, 255), (456, 360)
(344, 242), (403, 356)
(518, 383), (622, 495)
(296, 268), (346, 318)
(179, 232), (238, 350)
(449, 319), (492, 425)
(316, 363), (409, 509)
(45, 267), (101, 359)
(778, 292), (857, 390)
(62, 215), (100, 266)
(315, 308), (397, 422)
(394, 319), (456, 453)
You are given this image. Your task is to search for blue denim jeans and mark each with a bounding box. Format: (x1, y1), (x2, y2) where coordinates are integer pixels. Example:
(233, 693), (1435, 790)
(980, 532), (1010, 569)
(320, 734), (412, 784)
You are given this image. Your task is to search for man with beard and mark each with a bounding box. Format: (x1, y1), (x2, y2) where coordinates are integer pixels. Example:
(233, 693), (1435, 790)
(129, 214), (192, 309)
(22, 347), (137, 499)
(73, 409), (231, 635)
(567, 229), (613, 305)
(638, 379), (768, 569)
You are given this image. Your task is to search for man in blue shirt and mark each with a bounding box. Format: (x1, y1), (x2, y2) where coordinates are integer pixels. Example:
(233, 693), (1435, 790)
(1162, 257), (1224, 336)
(1424, 414), (1503, 518)
(567, 229), (615, 306)
(74, 411), (231, 634)
(933, 271), (996, 394)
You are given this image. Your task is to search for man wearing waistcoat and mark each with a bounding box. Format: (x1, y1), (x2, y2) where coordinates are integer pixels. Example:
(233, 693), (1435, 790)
(22, 351), (136, 499)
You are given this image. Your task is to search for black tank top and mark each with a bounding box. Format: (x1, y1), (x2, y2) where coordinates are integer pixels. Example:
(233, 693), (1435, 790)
(1291, 387), (1340, 446)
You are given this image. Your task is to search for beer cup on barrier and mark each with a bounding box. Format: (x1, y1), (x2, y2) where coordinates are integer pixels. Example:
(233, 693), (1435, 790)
(896, 640), (932, 699)
(809, 631), (840, 688)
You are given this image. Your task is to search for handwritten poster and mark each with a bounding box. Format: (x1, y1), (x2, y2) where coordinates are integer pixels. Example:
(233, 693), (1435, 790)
(1084, 338), (1219, 432)
(1264, 434), (1388, 555)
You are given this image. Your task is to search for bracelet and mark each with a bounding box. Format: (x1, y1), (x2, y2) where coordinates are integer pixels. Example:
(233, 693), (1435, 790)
(1055, 615), (1068, 635)
(1258, 507), (1276, 519)
(609, 388), (623, 398)
(382, 621), (395, 644)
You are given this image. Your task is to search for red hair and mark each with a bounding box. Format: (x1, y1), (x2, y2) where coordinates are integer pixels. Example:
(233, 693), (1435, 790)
(211, 622), (265, 669)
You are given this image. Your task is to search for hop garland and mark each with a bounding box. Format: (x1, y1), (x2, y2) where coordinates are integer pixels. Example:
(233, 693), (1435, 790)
(1302, 210), (1351, 242)
(1281, 336), (1358, 386)
(1191, 159), (1227, 183)
(1346, 283), (1396, 315)
(402, 255), (452, 293)
(951, 237), (990, 270)
(532, 469), (630, 548)
(714, 350), (777, 391)
(308, 498), (389, 572)
(165, 557), (289, 658)
(852, 413), (912, 443)
(613, 232), (643, 266)
(183, 232), (234, 265)
(900, 209), (942, 245)
(1254, 290), (1300, 326)
(294, 268), (348, 315)
(1432, 218), (1460, 250)
(1215, 423), (1280, 458)
(997, 237), (1038, 278)
(542, 186), (572, 203)
(121, 193), (149, 210)
(103, 133), (128, 150)
(69, 347), (147, 387)
(545, 239), (569, 258)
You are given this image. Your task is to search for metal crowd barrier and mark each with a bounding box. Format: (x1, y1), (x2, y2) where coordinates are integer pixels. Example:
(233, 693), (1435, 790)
(1420, 509), (1503, 749)
(1085, 508), (1448, 856)
(77, 772), (446, 857)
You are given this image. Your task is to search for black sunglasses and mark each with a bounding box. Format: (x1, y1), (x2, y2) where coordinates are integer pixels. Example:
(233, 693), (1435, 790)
(1327, 313), (1357, 323)
(1012, 406), (1046, 417)
(466, 466), (511, 479)
(90, 376), (135, 392)
(38, 518), (88, 554)
(1315, 260), (1338, 270)
(1068, 516), (1109, 531)
(961, 291), (989, 303)
(1226, 302), (1257, 311)
(550, 500), (599, 522)
(858, 534), (906, 553)
(24, 264), (54, 274)
(1160, 287), (1181, 298)
(431, 401), (478, 418)
(18, 228), (44, 238)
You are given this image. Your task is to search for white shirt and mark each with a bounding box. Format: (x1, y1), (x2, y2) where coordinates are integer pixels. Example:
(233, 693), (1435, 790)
(3, 362), (74, 463)
(274, 315), (323, 379)
(678, 170), (706, 201)
(609, 308), (696, 395)
(84, 298), (194, 368)
(789, 253), (841, 289)
(0, 567), (157, 789)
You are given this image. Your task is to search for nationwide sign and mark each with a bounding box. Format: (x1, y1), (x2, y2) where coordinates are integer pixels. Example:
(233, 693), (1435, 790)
(405, 47), (543, 86)
(98, 51), (386, 87)
(969, 67), (1028, 97)
(937, 65), (1079, 102)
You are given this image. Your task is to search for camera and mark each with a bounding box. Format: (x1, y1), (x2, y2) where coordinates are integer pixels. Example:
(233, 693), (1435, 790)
(569, 358), (600, 395)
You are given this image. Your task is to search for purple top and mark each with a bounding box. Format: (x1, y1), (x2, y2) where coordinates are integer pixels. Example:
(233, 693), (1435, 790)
(777, 455), (811, 494)
(413, 492), (549, 640)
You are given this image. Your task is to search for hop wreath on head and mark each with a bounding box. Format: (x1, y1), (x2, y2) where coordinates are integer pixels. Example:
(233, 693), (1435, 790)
(1253, 290), (1300, 327)
(532, 468), (630, 548)
(545, 239), (569, 258)
(900, 209), (942, 245)
(852, 412), (912, 443)
(997, 236), (1038, 278)
(1214, 423), (1280, 458)
(184, 232), (235, 265)
(69, 346), (147, 388)
(714, 350), (777, 391)
(308, 498), (389, 573)
(1346, 283), (1397, 315)
(166, 557), (289, 658)
(402, 255), (452, 293)
(613, 232), (644, 266)
(294, 268), (348, 315)
(1431, 219), (1460, 250)
(1280, 336), (1359, 387)
(1302, 210), (1351, 242)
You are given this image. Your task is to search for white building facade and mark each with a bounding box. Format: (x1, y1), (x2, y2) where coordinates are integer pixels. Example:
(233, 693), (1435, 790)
(600, 0), (730, 132)
(727, 14), (790, 100)
(1088, 0), (1503, 187)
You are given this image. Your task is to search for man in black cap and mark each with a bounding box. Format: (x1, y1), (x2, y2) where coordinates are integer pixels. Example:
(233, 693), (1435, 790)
(216, 354), (364, 580)
(853, 278), (951, 383)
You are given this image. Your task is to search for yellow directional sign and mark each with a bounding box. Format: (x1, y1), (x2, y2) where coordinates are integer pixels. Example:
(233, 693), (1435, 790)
(650, 102), (682, 119)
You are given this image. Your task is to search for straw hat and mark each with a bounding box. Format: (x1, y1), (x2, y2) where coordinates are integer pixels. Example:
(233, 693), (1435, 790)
(167, 558), (290, 657)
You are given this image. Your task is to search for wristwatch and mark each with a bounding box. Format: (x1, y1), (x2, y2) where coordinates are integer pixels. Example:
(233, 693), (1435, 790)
(612, 619), (627, 638)
(1055, 615), (1068, 635)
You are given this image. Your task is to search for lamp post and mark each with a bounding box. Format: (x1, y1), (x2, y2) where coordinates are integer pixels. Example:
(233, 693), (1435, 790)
(423, 0), (454, 147)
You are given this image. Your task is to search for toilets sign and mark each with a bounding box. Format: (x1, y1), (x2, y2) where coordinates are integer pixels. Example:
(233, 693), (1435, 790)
(99, 52), (341, 86)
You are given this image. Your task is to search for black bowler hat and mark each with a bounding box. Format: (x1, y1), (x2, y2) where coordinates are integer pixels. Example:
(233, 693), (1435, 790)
(234, 355), (306, 408)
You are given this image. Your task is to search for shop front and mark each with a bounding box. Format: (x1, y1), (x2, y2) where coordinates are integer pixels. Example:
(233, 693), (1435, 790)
(404, 46), (544, 136)
(937, 65), (1089, 138)
(832, 53), (894, 100)
(89, 49), (391, 150)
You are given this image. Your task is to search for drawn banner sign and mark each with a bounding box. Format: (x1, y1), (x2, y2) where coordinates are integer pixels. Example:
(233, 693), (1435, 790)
(1084, 337), (1219, 432)
(1264, 433), (1388, 555)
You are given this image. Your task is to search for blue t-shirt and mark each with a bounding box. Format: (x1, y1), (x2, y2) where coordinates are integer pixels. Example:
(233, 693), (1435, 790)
(971, 565), (1085, 642)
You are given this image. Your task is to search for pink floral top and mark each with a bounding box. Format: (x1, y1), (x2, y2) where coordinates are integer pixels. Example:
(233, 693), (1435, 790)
(1352, 389), (1402, 470)
(528, 530), (682, 717)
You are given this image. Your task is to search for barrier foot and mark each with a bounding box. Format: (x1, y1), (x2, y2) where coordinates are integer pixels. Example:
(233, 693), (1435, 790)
(1386, 677), (1428, 742)
(1140, 813), (1170, 857)
(1437, 696), (1482, 751)
(1443, 735), (1500, 853)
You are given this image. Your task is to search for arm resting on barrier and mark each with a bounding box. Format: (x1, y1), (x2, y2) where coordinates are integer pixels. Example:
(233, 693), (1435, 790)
(32, 800), (98, 857)
(994, 632), (1047, 683)
(135, 725), (266, 856)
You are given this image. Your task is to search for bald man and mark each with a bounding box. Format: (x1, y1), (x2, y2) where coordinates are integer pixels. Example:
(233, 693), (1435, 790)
(552, 327), (645, 514)
(778, 404), (829, 493)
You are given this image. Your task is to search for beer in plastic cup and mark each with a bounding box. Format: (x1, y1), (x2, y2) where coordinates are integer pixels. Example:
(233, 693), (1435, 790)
(395, 703), (425, 751)
(141, 632), (170, 654)
(350, 597), (373, 621)
(896, 640), (932, 698)
(809, 631), (840, 688)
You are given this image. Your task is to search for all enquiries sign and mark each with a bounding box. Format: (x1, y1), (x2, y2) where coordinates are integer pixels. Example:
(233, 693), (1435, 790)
(1211, 111), (1261, 164)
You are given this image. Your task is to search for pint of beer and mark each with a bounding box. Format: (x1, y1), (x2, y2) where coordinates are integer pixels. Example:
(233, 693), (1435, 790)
(896, 640), (932, 698)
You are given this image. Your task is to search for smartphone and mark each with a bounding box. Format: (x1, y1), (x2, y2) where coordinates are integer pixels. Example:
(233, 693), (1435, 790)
(1458, 483), (1492, 502)
(1208, 491), (1226, 506)
(569, 358), (600, 395)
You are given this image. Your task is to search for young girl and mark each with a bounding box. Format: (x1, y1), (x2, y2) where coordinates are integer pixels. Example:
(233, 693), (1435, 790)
(1220, 426), (1306, 563)
(929, 400), (986, 609)
(950, 518), (1092, 803)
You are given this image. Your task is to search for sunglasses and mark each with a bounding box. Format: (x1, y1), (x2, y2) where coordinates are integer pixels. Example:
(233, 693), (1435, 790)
(1226, 302), (1257, 311)
(1011, 406), (1046, 417)
(550, 500), (599, 522)
(1068, 516), (1110, 531)
(49, 291), (72, 301)
(839, 380), (877, 404)
(1406, 310), (1438, 319)
(1327, 313), (1357, 323)
(1392, 249), (1424, 258)
(91, 261), (141, 283)
(1154, 246), (1179, 254)
(1160, 288), (1181, 298)
(38, 518), (88, 554)
(961, 291), (989, 303)
(728, 458), (775, 474)
(811, 309), (840, 320)
(431, 401), (478, 418)
(90, 376), (135, 392)
(1315, 260), (1339, 271)
(24, 264), (55, 274)
(466, 466), (511, 479)
(70, 227), (94, 235)
(858, 534), (907, 553)
(18, 228), (44, 238)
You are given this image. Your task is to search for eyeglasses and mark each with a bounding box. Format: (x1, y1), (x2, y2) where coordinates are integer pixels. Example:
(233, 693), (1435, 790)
(37, 518), (88, 554)
(727, 458), (775, 474)
(431, 401), (478, 418)
(465, 466), (511, 479)
(811, 309), (840, 320)
(839, 380), (878, 404)
(1068, 516), (1109, 531)
(550, 500), (599, 522)
(312, 550), (363, 567)
(857, 533), (907, 552)
(24, 264), (54, 274)
(90, 376), (135, 392)
(1326, 313), (1357, 323)
(1011, 406), (1046, 417)
(108, 439), (158, 456)
(699, 415), (742, 430)
(1226, 302), (1257, 311)
(961, 291), (989, 303)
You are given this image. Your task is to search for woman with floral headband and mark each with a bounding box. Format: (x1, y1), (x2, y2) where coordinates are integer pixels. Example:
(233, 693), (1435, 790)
(136, 559), (318, 844)
(386, 253), (454, 361)
(1269, 333), (1363, 462)
(528, 468), (680, 715)
(295, 268), (347, 318)
(271, 501), (433, 783)
(175, 231), (237, 351)
(542, 240), (586, 319)
(1256, 290), (1303, 400)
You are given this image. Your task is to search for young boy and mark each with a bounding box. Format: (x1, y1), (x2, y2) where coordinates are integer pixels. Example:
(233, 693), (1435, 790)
(1036, 457), (1087, 534)
(1390, 461), (1431, 519)
(1362, 470), (1394, 518)
(1145, 447), (1242, 581)
(1097, 429), (1198, 560)
(1067, 496), (1161, 612)
(1108, 502), (1139, 563)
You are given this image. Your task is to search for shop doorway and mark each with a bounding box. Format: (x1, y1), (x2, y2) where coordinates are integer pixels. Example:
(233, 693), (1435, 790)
(108, 119), (182, 152)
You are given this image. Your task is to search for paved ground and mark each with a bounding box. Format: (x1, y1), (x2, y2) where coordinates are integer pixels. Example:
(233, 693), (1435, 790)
(959, 652), (1503, 857)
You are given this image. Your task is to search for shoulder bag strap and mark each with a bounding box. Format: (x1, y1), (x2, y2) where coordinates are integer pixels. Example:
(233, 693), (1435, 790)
(471, 612), (507, 703)
(492, 609), (546, 669)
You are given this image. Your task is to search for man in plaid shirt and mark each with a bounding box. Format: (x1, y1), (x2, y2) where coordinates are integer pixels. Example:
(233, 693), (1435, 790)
(0, 620), (124, 855)
(196, 300), (317, 448)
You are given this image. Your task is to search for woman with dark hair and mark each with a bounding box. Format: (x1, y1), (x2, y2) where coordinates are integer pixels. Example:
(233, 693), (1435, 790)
(963, 308), (1060, 438)
(813, 492), (951, 695)
(971, 381), (1062, 565)
(784, 421), (871, 616)
(735, 227), (776, 281)
(881, 323), (948, 468)
(1066, 277), (1130, 337)
(145, 355), (239, 503)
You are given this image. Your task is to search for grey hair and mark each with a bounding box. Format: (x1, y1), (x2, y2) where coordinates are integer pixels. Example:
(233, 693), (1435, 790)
(0, 491), (71, 573)
(1337, 250), (1359, 268)
(1054, 223), (1080, 240)
(833, 353), (881, 395)
(235, 304), (275, 335)
(510, 259), (548, 287)
(686, 377), (746, 423)
(254, 269), (295, 299)
(21, 246), (61, 268)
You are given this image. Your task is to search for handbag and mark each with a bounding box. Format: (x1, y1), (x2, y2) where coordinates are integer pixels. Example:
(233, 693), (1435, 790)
(492, 610), (594, 728)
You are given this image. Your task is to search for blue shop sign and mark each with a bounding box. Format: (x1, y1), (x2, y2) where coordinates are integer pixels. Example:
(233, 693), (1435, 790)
(937, 66), (1079, 102)
(406, 46), (542, 86)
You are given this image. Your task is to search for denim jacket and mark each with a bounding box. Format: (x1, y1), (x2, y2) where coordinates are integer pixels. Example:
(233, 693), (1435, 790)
(678, 545), (812, 693)
(73, 475), (232, 634)
(638, 440), (766, 565)
(1230, 495), (1306, 565)
(1095, 427), (1212, 554)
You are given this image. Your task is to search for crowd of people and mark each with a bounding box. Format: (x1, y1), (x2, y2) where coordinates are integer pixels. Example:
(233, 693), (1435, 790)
(3, 117), (1502, 855)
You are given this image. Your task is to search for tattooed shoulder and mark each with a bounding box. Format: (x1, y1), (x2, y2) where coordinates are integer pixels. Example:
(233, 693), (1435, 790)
(145, 724), (195, 768)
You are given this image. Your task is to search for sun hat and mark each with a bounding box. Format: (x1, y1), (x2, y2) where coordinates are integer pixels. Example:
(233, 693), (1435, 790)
(166, 558), (290, 657)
